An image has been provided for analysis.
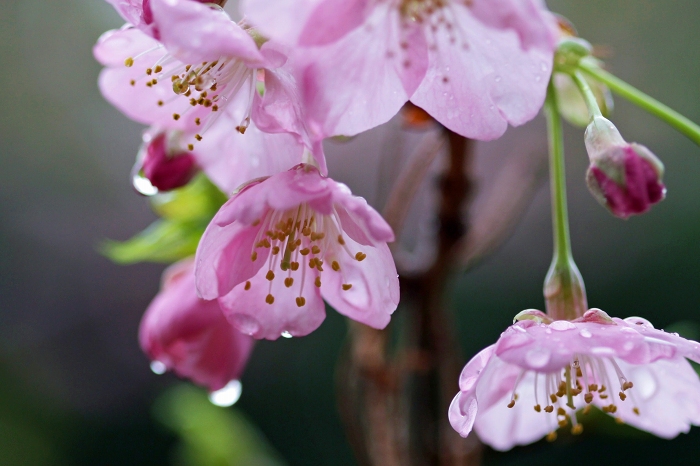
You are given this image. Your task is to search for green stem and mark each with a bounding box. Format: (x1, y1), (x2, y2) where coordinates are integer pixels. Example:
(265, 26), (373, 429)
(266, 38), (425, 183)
(545, 82), (573, 267)
(579, 59), (700, 146)
(543, 81), (588, 321)
(570, 69), (603, 120)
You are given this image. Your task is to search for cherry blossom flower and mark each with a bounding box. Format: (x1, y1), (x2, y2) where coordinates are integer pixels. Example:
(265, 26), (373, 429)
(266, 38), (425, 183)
(243, 0), (556, 139)
(194, 164), (400, 340)
(584, 116), (666, 218)
(449, 309), (700, 451)
(139, 259), (254, 391)
(95, 0), (314, 160)
(135, 130), (199, 193)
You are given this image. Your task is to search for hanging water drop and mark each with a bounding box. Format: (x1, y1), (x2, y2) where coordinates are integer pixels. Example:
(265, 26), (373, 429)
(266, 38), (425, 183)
(150, 360), (167, 374)
(209, 380), (243, 407)
(281, 330), (293, 339)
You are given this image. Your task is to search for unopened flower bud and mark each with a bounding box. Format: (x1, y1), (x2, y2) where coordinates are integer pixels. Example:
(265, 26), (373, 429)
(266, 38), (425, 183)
(554, 37), (592, 73)
(584, 116), (665, 219)
(141, 132), (199, 192)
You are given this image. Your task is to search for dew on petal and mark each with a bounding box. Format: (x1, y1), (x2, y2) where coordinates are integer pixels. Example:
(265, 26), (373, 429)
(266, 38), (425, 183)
(209, 380), (243, 407)
(229, 313), (261, 336)
(150, 360), (167, 374)
(281, 331), (293, 339)
(579, 328), (592, 338)
(132, 171), (159, 196)
(625, 317), (655, 329)
(550, 320), (577, 331)
(525, 347), (551, 368)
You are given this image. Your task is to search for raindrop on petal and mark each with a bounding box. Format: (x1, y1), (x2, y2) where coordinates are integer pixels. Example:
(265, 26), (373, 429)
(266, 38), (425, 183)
(525, 347), (551, 369)
(579, 328), (592, 338)
(281, 331), (293, 339)
(209, 380), (243, 407)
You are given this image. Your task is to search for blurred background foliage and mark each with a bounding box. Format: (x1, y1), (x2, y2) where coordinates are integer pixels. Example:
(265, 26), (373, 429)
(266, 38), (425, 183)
(2, 0), (700, 464)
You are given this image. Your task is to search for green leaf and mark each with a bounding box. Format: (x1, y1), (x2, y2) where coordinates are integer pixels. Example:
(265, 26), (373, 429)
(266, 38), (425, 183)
(151, 174), (228, 223)
(100, 220), (204, 265)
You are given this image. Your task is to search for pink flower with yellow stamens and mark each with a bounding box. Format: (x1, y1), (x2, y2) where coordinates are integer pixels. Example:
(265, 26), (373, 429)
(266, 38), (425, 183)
(195, 164), (400, 340)
(449, 309), (700, 450)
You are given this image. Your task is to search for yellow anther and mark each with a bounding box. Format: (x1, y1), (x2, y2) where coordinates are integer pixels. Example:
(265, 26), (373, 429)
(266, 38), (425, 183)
(295, 296), (306, 307)
(534, 404), (541, 412)
(337, 235), (345, 245)
(571, 424), (583, 435)
(265, 294), (274, 304)
(262, 239), (271, 248)
(151, 79), (158, 85)
(576, 367), (583, 377)
(342, 284), (353, 291)
(195, 134), (203, 141)
(599, 394), (608, 400)
(212, 105), (219, 111)
(244, 281), (251, 291)
(633, 407), (640, 415)
(332, 261), (340, 271)
(549, 394), (557, 403)
(251, 251), (258, 261)
(311, 245), (321, 255)
(291, 262), (300, 271)
(622, 381), (634, 390)
(173, 113), (181, 120)
(302, 227), (311, 236)
(600, 385), (607, 392)
(556, 407), (566, 416)
(155, 65), (162, 73)
(315, 277), (321, 287)
(236, 125), (247, 134)
(544, 405), (554, 413)
(146, 68), (153, 75)
(558, 419), (568, 428)
(584, 393), (593, 403)
(124, 57), (134, 67)
(272, 246), (280, 255)
(187, 144), (194, 151)
(355, 252), (367, 261)
(546, 432), (557, 442)
(507, 400), (515, 408)
(266, 270), (275, 281)
(157, 100), (164, 106)
(130, 79), (135, 86)
(615, 417), (624, 425)
(284, 277), (294, 288)
(589, 384), (598, 392)
(619, 392), (627, 401)
(195, 117), (201, 125)
(300, 248), (310, 256)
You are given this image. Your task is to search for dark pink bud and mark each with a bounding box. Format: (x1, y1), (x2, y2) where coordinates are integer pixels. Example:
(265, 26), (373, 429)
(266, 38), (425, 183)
(584, 116), (665, 219)
(139, 260), (254, 391)
(142, 132), (198, 192)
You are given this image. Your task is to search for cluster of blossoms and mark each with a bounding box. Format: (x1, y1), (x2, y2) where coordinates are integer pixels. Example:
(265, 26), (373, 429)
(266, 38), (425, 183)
(97, 0), (700, 452)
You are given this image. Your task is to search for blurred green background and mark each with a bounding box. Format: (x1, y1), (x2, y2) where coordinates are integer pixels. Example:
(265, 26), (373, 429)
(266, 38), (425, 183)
(2, 0), (700, 464)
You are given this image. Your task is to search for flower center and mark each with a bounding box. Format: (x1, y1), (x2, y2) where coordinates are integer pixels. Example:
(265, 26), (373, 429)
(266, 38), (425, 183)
(124, 44), (259, 146)
(507, 355), (638, 440)
(246, 204), (367, 307)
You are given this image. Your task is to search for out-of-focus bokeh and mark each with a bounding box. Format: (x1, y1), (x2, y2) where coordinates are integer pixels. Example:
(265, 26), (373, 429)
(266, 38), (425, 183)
(2, 0), (700, 464)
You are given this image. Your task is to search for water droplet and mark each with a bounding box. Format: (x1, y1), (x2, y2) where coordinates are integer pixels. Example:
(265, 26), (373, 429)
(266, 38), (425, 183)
(630, 367), (657, 400)
(209, 380), (243, 407)
(281, 331), (292, 339)
(150, 361), (167, 374)
(579, 329), (592, 338)
(525, 347), (551, 368)
(624, 317), (655, 329)
(591, 347), (615, 356)
(229, 313), (261, 336)
(671, 332), (680, 337)
(132, 171), (159, 196)
(535, 75), (542, 82)
(623, 341), (635, 351)
(550, 321), (576, 331)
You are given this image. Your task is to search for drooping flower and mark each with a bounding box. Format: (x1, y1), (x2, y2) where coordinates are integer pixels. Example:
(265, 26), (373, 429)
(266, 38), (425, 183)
(95, 0), (316, 162)
(584, 116), (666, 218)
(243, 0), (556, 139)
(449, 309), (700, 451)
(195, 164), (400, 340)
(135, 130), (199, 193)
(139, 259), (254, 391)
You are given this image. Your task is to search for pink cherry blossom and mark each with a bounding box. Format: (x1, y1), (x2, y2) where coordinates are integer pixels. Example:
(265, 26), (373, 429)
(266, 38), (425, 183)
(585, 116), (665, 218)
(449, 309), (700, 451)
(139, 259), (254, 391)
(194, 164), (400, 340)
(137, 130), (199, 192)
(243, 0), (556, 139)
(95, 0), (318, 163)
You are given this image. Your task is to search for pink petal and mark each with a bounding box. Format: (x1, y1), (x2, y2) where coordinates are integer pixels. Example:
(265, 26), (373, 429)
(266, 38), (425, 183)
(195, 211), (267, 299)
(321, 240), (398, 330)
(241, 0), (326, 45)
(411, 3), (552, 139)
(298, 0), (369, 47)
(296, 4), (428, 137)
(469, 0), (556, 51)
(334, 189), (395, 244)
(219, 265), (326, 340)
(150, 0), (265, 65)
